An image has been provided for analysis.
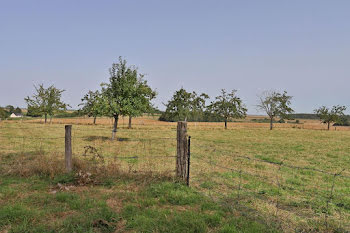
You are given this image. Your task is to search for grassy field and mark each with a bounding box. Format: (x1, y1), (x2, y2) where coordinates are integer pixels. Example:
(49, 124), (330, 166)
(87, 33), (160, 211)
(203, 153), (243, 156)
(1, 116), (350, 232)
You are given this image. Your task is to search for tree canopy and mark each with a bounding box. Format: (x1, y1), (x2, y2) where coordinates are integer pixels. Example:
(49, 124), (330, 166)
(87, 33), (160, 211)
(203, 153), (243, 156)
(79, 90), (103, 124)
(0, 107), (10, 120)
(101, 57), (156, 139)
(314, 105), (347, 130)
(160, 88), (209, 122)
(207, 89), (247, 129)
(24, 84), (69, 123)
(126, 73), (157, 128)
(257, 90), (293, 130)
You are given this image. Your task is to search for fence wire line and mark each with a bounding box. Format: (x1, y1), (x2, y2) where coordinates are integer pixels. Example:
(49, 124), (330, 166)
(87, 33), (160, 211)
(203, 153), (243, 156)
(193, 155), (281, 188)
(0, 135), (66, 140)
(193, 153), (350, 180)
(2, 126), (349, 179)
(193, 184), (343, 231)
(77, 154), (176, 159)
(0, 135), (175, 141)
(192, 155), (350, 232)
(112, 155), (176, 159)
(0, 126), (176, 132)
(231, 154), (350, 179)
(192, 154), (350, 213)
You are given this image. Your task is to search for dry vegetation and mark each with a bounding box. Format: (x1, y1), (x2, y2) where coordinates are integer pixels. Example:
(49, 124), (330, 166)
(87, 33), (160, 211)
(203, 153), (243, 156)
(1, 115), (350, 232)
(25, 115), (350, 131)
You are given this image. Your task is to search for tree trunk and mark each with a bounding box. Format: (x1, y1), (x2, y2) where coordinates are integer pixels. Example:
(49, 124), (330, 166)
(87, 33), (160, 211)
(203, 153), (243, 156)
(270, 117), (273, 130)
(93, 116), (96, 125)
(50, 115), (52, 124)
(328, 122), (330, 131)
(112, 114), (119, 140)
(224, 118), (227, 130)
(44, 114), (47, 124)
(128, 116), (132, 129)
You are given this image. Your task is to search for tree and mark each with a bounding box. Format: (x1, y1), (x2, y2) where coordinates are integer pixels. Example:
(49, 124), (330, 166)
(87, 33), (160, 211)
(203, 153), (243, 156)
(13, 107), (22, 115)
(79, 90), (103, 124)
(160, 88), (209, 122)
(257, 90), (293, 130)
(190, 92), (210, 122)
(6, 105), (14, 113)
(314, 105), (346, 130)
(127, 74), (157, 129)
(24, 84), (70, 123)
(101, 57), (142, 139)
(26, 106), (42, 117)
(207, 89), (247, 129)
(334, 115), (350, 126)
(0, 107), (10, 120)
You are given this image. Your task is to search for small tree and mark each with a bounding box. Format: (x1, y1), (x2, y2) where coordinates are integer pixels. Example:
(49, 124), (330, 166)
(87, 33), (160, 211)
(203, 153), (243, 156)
(190, 92), (210, 122)
(13, 107), (22, 115)
(314, 105), (346, 130)
(0, 107), (10, 120)
(257, 90), (293, 130)
(127, 74), (157, 129)
(160, 88), (209, 122)
(79, 90), (103, 124)
(101, 57), (141, 139)
(6, 105), (14, 113)
(25, 84), (70, 123)
(207, 89), (247, 129)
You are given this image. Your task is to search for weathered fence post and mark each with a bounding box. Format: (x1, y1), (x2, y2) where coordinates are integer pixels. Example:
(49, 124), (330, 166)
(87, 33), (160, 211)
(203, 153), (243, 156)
(65, 125), (72, 172)
(176, 121), (188, 181)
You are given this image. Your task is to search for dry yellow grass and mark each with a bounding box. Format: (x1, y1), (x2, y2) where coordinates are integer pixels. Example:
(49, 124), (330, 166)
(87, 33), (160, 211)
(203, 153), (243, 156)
(21, 114), (350, 131)
(1, 116), (350, 232)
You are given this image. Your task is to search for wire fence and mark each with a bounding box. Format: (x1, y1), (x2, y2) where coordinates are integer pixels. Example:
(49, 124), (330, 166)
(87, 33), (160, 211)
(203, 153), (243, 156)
(1, 123), (350, 231)
(0, 124), (178, 176)
(190, 151), (350, 231)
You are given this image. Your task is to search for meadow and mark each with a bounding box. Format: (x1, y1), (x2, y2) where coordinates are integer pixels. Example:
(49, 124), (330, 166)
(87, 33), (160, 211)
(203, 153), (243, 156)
(0, 116), (350, 232)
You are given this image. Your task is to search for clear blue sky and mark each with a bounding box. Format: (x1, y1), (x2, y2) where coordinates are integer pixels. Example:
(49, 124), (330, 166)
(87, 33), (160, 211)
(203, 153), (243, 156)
(1, 0), (349, 114)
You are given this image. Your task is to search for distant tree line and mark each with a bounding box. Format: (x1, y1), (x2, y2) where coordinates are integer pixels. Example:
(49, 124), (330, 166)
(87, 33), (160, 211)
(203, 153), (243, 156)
(0, 105), (22, 120)
(159, 88), (248, 129)
(314, 105), (348, 129)
(289, 113), (350, 126)
(288, 113), (320, 120)
(20, 56), (349, 132)
(160, 88), (294, 130)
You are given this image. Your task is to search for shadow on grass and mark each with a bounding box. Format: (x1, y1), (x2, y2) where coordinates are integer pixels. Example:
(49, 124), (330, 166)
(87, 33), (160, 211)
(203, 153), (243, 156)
(83, 136), (131, 142)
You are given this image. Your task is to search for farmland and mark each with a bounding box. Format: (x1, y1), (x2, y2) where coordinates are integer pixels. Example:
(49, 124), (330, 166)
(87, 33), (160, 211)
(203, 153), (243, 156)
(1, 116), (350, 232)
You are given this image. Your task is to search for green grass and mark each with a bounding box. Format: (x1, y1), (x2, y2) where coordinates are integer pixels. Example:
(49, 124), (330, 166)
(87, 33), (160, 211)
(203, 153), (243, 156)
(1, 120), (350, 231)
(0, 175), (277, 232)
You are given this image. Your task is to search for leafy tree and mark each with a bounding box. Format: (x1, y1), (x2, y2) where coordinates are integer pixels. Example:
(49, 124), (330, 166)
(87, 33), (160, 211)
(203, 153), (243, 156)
(207, 89), (247, 129)
(334, 115), (350, 126)
(13, 107), (22, 115)
(314, 105), (347, 130)
(190, 92), (210, 122)
(79, 90), (103, 124)
(160, 88), (209, 122)
(24, 84), (70, 123)
(0, 107), (10, 120)
(127, 74), (157, 129)
(101, 57), (142, 139)
(26, 106), (42, 117)
(6, 105), (14, 113)
(257, 90), (293, 130)
(147, 106), (163, 115)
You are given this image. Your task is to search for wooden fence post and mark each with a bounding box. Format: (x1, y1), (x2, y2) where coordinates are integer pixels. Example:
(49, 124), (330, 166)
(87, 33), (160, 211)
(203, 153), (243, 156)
(65, 125), (72, 172)
(176, 121), (188, 181)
